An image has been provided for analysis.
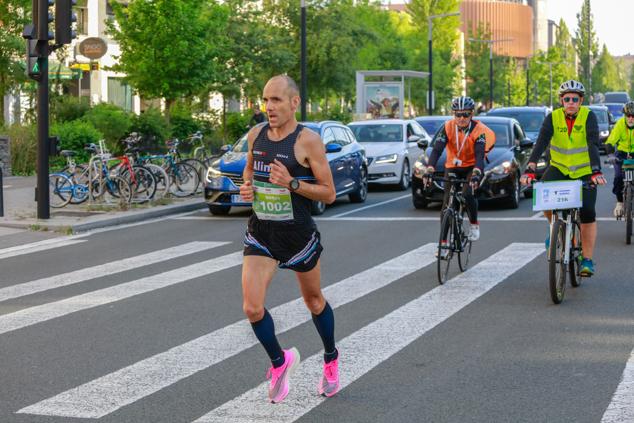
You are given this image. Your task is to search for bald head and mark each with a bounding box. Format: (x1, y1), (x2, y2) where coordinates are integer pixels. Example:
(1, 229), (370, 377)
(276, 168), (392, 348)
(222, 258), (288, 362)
(267, 75), (300, 99)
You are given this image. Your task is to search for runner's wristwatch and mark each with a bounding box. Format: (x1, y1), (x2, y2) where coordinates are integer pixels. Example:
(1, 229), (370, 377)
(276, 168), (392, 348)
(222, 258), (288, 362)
(289, 178), (300, 191)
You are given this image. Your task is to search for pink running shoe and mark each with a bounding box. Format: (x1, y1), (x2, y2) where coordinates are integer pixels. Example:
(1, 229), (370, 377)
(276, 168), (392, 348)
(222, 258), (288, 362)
(266, 347), (300, 403)
(318, 357), (340, 397)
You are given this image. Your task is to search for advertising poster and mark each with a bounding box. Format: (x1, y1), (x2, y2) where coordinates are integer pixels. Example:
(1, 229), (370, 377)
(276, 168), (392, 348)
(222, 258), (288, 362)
(365, 83), (401, 119)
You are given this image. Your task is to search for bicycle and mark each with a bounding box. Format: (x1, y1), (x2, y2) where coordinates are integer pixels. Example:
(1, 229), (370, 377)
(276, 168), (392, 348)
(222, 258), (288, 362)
(619, 158), (634, 244)
(431, 173), (473, 285)
(534, 180), (592, 304)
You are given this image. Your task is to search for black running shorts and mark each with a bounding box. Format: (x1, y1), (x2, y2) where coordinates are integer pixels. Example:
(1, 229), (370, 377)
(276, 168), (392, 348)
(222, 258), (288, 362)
(243, 217), (323, 272)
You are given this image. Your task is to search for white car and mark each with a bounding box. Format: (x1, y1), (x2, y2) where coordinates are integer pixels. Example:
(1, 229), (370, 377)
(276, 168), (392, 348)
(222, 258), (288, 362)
(348, 119), (431, 190)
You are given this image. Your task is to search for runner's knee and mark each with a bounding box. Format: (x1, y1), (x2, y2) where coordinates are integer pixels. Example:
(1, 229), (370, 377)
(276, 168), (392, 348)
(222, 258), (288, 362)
(303, 294), (325, 314)
(243, 302), (265, 322)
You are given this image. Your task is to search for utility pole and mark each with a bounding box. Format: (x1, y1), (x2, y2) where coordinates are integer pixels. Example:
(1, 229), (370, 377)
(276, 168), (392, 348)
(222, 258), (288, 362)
(427, 11), (460, 115)
(23, 0), (76, 219)
(587, 1), (592, 101)
(300, 0), (307, 121)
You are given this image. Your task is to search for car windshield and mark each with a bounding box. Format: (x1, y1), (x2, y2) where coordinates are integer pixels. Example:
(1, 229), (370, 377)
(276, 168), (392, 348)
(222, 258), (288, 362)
(590, 109), (608, 124)
(232, 134), (248, 153)
(487, 111), (544, 132)
(350, 124), (402, 142)
(415, 119), (447, 136)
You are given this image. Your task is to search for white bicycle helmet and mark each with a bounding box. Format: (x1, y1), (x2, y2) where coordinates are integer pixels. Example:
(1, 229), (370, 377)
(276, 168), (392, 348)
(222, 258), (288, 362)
(558, 79), (585, 97)
(451, 96), (475, 111)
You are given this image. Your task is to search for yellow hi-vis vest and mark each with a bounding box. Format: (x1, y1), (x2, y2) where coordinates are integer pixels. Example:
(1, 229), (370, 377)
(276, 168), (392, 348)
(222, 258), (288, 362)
(606, 117), (634, 154)
(550, 106), (592, 178)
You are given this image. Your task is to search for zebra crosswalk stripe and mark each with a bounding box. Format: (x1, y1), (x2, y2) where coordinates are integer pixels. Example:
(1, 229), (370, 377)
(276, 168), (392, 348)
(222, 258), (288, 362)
(0, 237), (86, 260)
(0, 251), (243, 336)
(601, 348), (634, 422)
(17, 243), (437, 419)
(193, 242), (544, 423)
(0, 241), (228, 303)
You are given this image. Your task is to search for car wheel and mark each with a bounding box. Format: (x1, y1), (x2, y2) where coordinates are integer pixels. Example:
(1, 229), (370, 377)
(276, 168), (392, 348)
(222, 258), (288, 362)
(506, 173), (520, 209)
(311, 200), (326, 215)
(523, 187), (533, 199)
(349, 166), (368, 203)
(209, 204), (231, 215)
(412, 194), (429, 209)
(398, 159), (410, 191)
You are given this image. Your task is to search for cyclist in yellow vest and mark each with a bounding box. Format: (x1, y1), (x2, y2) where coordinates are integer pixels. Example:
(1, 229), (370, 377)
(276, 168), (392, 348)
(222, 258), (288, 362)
(521, 80), (606, 276)
(605, 101), (634, 217)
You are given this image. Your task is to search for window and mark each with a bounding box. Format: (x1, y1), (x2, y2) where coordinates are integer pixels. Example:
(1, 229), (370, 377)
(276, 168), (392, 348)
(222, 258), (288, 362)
(331, 126), (350, 146)
(77, 7), (88, 35)
(513, 124), (525, 145)
(107, 77), (132, 111)
(344, 127), (357, 143)
(322, 128), (335, 145)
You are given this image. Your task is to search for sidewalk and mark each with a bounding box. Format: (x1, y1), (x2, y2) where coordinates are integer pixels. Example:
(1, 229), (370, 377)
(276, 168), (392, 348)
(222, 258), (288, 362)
(0, 175), (207, 233)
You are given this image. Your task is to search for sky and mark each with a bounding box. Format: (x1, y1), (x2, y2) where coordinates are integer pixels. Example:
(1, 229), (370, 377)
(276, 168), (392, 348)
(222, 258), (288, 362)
(547, 0), (634, 56)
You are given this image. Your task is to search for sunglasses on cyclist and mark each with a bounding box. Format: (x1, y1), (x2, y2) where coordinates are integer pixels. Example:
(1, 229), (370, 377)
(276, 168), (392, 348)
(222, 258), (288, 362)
(454, 112), (472, 118)
(562, 97), (580, 103)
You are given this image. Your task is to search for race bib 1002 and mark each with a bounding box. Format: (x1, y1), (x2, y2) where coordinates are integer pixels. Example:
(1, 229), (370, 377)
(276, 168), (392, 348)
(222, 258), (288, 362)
(532, 180), (583, 211)
(253, 180), (295, 221)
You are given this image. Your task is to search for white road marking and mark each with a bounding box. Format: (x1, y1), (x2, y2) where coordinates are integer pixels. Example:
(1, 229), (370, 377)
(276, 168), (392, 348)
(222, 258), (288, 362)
(0, 241), (227, 303)
(531, 212), (544, 219)
(2, 185), (12, 189)
(18, 244), (437, 419)
(329, 194), (411, 217)
(0, 251), (243, 336)
(0, 237), (86, 260)
(72, 209), (202, 236)
(193, 242), (544, 423)
(601, 348), (634, 422)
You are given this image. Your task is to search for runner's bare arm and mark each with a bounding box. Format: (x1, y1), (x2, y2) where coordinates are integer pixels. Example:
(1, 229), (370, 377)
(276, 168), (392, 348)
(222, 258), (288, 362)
(240, 125), (265, 201)
(268, 129), (336, 203)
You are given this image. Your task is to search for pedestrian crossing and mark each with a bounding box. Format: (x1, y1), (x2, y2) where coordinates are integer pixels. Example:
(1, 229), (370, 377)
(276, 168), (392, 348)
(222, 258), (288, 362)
(1, 238), (632, 422)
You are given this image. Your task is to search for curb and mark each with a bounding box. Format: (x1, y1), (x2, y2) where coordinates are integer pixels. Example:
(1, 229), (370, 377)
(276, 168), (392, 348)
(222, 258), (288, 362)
(0, 200), (207, 233)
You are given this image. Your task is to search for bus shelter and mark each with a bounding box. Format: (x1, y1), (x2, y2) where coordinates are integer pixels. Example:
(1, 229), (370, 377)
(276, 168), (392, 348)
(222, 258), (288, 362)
(355, 70), (429, 120)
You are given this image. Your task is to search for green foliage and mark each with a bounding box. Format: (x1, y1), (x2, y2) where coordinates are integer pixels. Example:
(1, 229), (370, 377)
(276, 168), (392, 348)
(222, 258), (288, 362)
(169, 104), (202, 143)
(107, 0), (229, 117)
(465, 23), (493, 107)
(51, 96), (92, 123)
(575, 0), (599, 95)
(6, 124), (37, 175)
(224, 112), (251, 145)
(50, 120), (103, 167)
(592, 44), (627, 95)
(528, 48), (577, 107)
(130, 108), (170, 152)
(83, 103), (132, 154)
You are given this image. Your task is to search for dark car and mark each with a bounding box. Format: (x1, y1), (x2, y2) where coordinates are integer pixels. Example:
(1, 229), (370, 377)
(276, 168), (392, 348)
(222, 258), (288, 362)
(588, 105), (616, 153)
(204, 121), (368, 215)
(414, 116), (451, 139)
(485, 106), (549, 142)
(599, 103), (625, 121)
(411, 116), (534, 209)
(604, 91), (630, 104)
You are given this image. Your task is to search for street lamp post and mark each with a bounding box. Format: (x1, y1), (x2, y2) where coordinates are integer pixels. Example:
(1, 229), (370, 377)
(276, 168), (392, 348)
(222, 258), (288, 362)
(300, 0), (307, 121)
(468, 37), (512, 110)
(548, 62), (553, 109)
(427, 11), (460, 115)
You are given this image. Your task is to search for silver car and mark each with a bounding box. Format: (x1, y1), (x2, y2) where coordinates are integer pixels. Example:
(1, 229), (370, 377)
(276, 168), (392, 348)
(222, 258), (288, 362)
(348, 119), (431, 190)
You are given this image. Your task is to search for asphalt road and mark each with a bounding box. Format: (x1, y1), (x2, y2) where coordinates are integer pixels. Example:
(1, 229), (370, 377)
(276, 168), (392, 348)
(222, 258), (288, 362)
(1, 165), (634, 423)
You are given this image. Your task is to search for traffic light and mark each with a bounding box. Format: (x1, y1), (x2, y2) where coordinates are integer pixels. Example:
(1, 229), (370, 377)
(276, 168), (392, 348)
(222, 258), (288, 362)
(37, 0), (55, 41)
(26, 39), (41, 79)
(55, 0), (77, 45)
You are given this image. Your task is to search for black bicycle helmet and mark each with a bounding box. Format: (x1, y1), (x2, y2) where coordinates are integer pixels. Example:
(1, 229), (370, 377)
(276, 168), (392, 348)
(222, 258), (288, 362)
(451, 96), (475, 111)
(623, 101), (634, 115)
(558, 79), (585, 97)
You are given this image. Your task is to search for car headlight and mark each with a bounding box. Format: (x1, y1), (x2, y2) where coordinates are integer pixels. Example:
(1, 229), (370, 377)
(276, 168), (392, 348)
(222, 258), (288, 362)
(374, 154), (399, 164)
(600, 130), (609, 137)
(205, 166), (222, 184)
(537, 158), (547, 169)
(488, 161), (512, 175)
(413, 160), (425, 177)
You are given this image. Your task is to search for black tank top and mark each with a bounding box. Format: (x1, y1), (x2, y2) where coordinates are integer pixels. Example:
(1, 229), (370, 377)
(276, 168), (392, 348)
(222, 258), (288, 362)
(251, 123), (316, 227)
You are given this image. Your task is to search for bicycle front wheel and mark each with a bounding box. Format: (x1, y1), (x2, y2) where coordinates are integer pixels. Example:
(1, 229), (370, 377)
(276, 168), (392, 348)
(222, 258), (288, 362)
(169, 162), (200, 197)
(49, 173), (73, 208)
(569, 219), (582, 287)
(626, 184), (632, 245)
(548, 218), (567, 304)
(437, 210), (454, 285)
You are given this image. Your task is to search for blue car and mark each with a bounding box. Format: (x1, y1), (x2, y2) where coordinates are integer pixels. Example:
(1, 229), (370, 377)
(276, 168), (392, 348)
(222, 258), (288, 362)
(204, 121), (368, 215)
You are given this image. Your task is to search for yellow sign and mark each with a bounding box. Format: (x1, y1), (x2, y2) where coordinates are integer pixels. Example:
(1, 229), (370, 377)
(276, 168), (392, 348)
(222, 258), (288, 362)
(70, 63), (91, 71)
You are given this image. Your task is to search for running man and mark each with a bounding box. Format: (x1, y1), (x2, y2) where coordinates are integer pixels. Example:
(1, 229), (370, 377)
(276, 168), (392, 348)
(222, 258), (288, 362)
(239, 75), (339, 403)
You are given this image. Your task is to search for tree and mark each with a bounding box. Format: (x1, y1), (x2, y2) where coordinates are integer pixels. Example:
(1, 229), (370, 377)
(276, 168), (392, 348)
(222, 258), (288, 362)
(0, 0), (30, 126)
(592, 44), (625, 94)
(107, 0), (229, 119)
(555, 19), (575, 71)
(465, 23), (492, 107)
(575, 0), (599, 96)
(407, 0), (462, 112)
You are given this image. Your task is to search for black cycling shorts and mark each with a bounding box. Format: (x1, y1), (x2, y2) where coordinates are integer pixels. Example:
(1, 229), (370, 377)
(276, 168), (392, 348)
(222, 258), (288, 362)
(243, 217), (323, 273)
(541, 166), (597, 224)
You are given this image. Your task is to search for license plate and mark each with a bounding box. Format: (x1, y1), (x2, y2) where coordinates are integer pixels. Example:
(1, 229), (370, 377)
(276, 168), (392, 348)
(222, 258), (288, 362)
(231, 194), (245, 203)
(625, 170), (634, 182)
